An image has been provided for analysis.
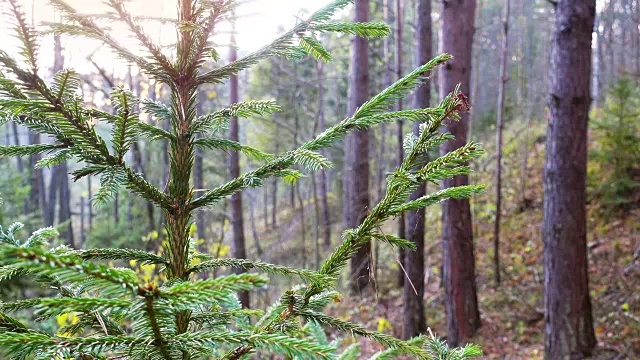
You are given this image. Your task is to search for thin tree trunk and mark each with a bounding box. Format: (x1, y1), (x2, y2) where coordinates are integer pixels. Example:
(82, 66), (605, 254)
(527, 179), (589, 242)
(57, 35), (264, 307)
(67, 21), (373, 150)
(271, 128), (279, 228)
(543, 0), (597, 357)
(439, 0), (481, 346)
(521, 0), (535, 204)
(345, 0), (371, 294)
(88, 176), (93, 231)
(317, 61), (331, 250)
(403, 0), (431, 339)
(296, 184), (307, 269)
(114, 192), (120, 225)
(229, 30), (249, 308)
(395, 0), (406, 289)
(377, 0), (393, 202)
(194, 92), (206, 243)
(469, 0), (484, 140)
(311, 173), (321, 269)
(80, 196), (86, 248)
(11, 123), (23, 173)
(493, 0), (510, 288)
(249, 190), (263, 257)
(128, 72), (155, 233)
(263, 187), (268, 229)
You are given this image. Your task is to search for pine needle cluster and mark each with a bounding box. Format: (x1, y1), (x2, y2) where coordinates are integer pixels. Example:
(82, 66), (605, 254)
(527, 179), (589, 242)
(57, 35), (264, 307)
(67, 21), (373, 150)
(0, 0), (484, 358)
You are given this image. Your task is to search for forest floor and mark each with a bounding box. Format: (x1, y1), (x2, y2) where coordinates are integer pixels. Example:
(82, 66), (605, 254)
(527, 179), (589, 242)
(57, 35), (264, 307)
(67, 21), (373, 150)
(254, 125), (640, 359)
(321, 139), (640, 359)
(324, 207), (639, 359)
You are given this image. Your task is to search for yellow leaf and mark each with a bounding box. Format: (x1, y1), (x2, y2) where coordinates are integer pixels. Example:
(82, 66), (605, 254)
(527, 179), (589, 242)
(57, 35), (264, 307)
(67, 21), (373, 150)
(377, 318), (392, 333)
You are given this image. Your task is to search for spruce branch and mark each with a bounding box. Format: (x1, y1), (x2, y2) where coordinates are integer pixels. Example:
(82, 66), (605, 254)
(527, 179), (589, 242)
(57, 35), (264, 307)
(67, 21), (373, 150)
(190, 56), (449, 210)
(188, 258), (334, 286)
(197, 0), (384, 84)
(300, 310), (430, 358)
(79, 248), (167, 265)
(0, 246), (140, 296)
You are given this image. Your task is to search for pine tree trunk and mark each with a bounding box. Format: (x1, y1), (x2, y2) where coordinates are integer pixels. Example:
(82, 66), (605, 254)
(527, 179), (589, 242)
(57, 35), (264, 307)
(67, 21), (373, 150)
(493, 0), (510, 288)
(87, 176), (93, 231)
(543, 0), (597, 357)
(229, 32), (249, 308)
(439, 0), (481, 346)
(263, 187), (268, 229)
(27, 131), (46, 220)
(311, 173), (321, 269)
(271, 130), (279, 228)
(317, 62), (331, 250)
(194, 92), (206, 244)
(129, 72), (155, 234)
(403, 0), (431, 339)
(296, 184), (307, 269)
(249, 190), (263, 257)
(345, 0), (371, 294)
(11, 123), (23, 173)
(395, 0), (406, 289)
(521, 0), (534, 204)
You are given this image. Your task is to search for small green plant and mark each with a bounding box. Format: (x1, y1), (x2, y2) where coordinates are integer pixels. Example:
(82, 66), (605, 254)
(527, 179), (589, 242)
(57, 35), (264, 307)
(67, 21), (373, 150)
(589, 77), (640, 215)
(0, 0), (484, 358)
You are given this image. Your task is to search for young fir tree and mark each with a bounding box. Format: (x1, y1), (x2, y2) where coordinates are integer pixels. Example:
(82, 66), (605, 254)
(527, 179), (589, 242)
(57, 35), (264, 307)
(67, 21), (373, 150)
(0, 0), (484, 358)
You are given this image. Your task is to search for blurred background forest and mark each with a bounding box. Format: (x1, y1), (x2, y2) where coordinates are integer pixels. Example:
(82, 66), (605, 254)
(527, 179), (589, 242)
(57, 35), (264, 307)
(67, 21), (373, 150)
(0, 0), (639, 358)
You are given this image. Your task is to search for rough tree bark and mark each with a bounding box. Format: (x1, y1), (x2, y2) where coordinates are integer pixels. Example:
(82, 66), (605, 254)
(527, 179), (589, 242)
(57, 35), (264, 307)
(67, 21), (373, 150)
(493, 0), (510, 288)
(402, 0), (431, 339)
(344, 0), (371, 294)
(439, 0), (481, 346)
(229, 31), (249, 308)
(543, 0), (597, 357)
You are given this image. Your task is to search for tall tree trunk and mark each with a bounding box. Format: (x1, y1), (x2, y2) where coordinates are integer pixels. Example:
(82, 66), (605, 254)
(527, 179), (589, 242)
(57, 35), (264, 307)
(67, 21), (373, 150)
(56, 34), (72, 244)
(114, 192), (120, 225)
(311, 173), (321, 269)
(229, 31), (249, 308)
(80, 196), (85, 248)
(129, 72), (155, 233)
(493, 0), (510, 288)
(87, 176), (93, 231)
(377, 0), (393, 203)
(439, 0), (481, 346)
(271, 127), (279, 228)
(543, 0), (597, 357)
(249, 190), (263, 257)
(317, 62), (331, 250)
(11, 123), (23, 173)
(345, 0), (371, 294)
(469, 0), (484, 140)
(395, 0), (407, 288)
(403, 0), (431, 340)
(28, 131), (46, 221)
(296, 184), (307, 269)
(263, 187), (268, 229)
(521, 0), (535, 204)
(194, 93), (206, 243)
(58, 163), (73, 245)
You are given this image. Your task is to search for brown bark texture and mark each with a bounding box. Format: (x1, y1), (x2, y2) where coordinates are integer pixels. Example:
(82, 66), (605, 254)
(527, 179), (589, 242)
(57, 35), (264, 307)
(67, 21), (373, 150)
(543, 0), (597, 357)
(439, 0), (481, 346)
(402, 0), (431, 340)
(493, 0), (511, 288)
(344, 0), (371, 294)
(229, 33), (249, 308)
